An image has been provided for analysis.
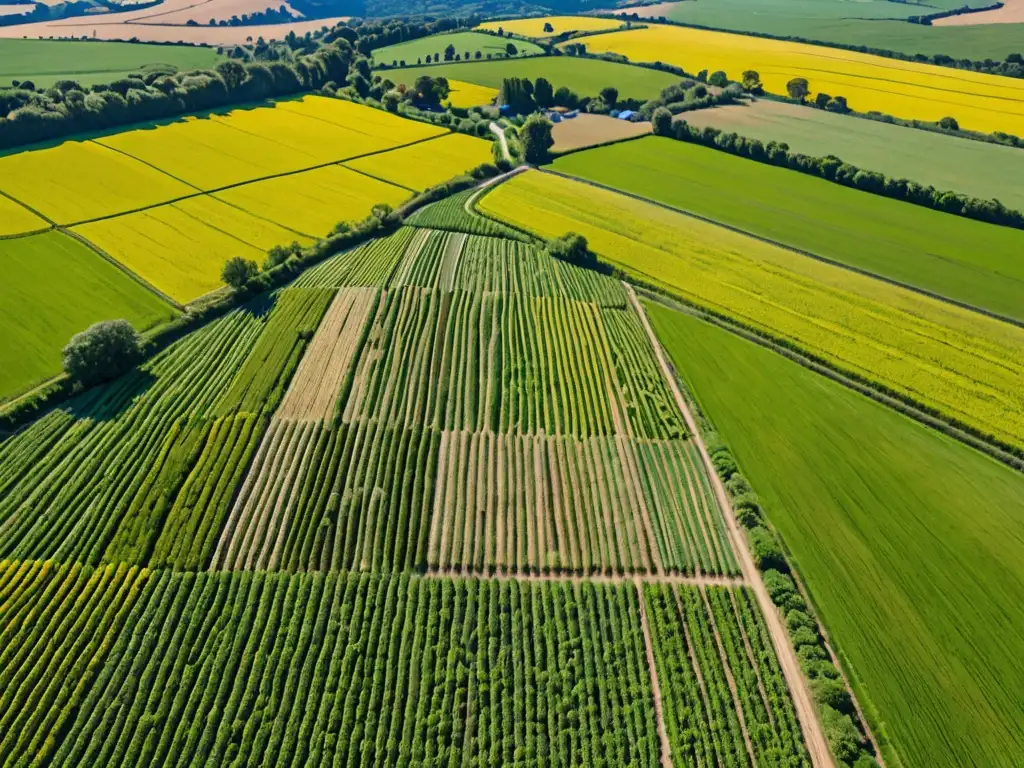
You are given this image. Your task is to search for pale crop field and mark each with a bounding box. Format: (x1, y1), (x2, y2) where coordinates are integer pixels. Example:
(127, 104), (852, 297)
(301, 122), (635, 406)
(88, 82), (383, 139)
(277, 95), (446, 144)
(74, 197), (309, 301)
(0, 195), (46, 236)
(477, 15), (624, 38)
(0, 140), (191, 224)
(344, 133), (495, 191)
(479, 170), (1024, 449)
(444, 79), (499, 108)
(574, 24), (1024, 135)
(215, 165), (411, 238)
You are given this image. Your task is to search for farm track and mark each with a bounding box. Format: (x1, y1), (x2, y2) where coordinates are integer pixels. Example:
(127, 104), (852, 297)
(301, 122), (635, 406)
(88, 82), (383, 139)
(540, 167), (1024, 330)
(625, 282), (836, 768)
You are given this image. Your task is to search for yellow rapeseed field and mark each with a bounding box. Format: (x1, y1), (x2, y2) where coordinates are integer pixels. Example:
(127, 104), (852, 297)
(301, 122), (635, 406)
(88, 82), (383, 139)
(0, 196), (47, 236)
(477, 16), (623, 38)
(74, 196), (309, 302)
(574, 25), (1024, 135)
(345, 133), (494, 191)
(444, 79), (499, 108)
(479, 170), (1024, 447)
(216, 165), (410, 237)
(0, 141), (191, 224)
(97, 96), (446, 191)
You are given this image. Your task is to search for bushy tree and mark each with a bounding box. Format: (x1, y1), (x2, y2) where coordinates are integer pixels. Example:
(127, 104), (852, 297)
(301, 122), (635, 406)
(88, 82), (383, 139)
(652, 106), (673, 136)
(533, 77), (554, 108)
(741, 69), (762, 93)
(62, 319), (142, 386)
(222, 256), (259, 289)
(708, 70), (728, 87)
(786, 77), (809, 101)
(939, 115), (960, 130)
(599, 86), (618, 108)
(545, 232), (593, 266)
(519, 113), (553, 163)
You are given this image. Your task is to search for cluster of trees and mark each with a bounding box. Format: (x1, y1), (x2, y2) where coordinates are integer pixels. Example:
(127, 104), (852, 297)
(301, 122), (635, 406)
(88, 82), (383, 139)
(704, 431), (880, 767)
(654, 115), (1024, 230)
(497, 75), (623, 115)
(0, 44), (352, 149)
(640, 78), (740, 121)
(544, 232), (594, 267)
(187, 4), (298, 26)
(62, 320), (143, 387)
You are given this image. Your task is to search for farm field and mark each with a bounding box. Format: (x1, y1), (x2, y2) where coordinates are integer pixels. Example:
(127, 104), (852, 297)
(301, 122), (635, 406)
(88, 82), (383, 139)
(0, 194), (46, 236)
(378, 56), (682, 101)
(647, 303), (1024, 767)
(0, 38), (219, 88)
(478, 170), (1024, 450)
(441, 78), (498, 107)
(343, 132), (494, 191)
(477, 15), (624, 38)
(370, 30), (542, 66)
(573, 24), (1024, 135)
(0, 231), (176, 399)
(552, 136), (1024, 320)
(551, 113), (652, 153)
(936, 0), (1024, 24)
(678, 100), (1024, 210)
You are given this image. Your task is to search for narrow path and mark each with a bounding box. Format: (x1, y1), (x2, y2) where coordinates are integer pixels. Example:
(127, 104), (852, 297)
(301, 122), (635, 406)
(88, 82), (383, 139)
(489, 121), (511, 163)
(634, 577), (673, 768)
(624, 282), (836, 768)
(422, 567), (746, 587)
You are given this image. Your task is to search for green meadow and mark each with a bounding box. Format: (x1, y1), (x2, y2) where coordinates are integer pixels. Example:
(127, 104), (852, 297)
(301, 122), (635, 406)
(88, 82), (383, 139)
(553, 136), (1024, 320)
(1, 231), (176, 399)
(647, 302), (1024, 768)
(370, 31), (543, 67)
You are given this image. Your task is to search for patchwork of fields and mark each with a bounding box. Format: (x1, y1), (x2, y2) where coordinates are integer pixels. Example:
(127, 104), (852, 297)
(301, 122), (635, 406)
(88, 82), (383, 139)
(552, 136), (1024, 320)
(478, 170), (1024, 450)
(572, 24), (1024, 135)
(477, 15), (624, 38)
(679, 100), (1024, 210)
(648, 304), (1024, 766)
(0, 218), (818, 764)
(0, 96), (491, 382)
(371, 30), (543, 66)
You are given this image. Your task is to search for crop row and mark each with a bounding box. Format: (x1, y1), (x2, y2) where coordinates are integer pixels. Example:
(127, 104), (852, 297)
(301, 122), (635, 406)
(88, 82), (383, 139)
(428, 431), (737, 575)
(644, 583), (811, 767)
(0, 561), (667, 767)
(406, 187), (530, 240)
(293, 226), (416, 289)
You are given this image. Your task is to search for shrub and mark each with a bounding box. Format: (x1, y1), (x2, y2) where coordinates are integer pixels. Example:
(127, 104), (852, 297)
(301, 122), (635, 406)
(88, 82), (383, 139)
(820, 706), (864, 764)
(519, 114), (554, 164)
(62, 319), (142, 387)
(749, 526), (787, 571)
(222, 257), (259, 290)
(785, 609), (817, 634)
(652, 106), (673, 136)
(812, 676), (855, 715)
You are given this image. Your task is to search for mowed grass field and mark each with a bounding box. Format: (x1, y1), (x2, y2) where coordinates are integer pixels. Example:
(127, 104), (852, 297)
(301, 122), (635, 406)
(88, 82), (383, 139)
(370, 31), (543, 66)
(679, 100), (1024, 210)
(478, 170), (1024, 449)
(0, 96), (485, 303)
(552, 136), (1024, 320)
(0, 38), (219, 88)
(646, 304), (1024, 767)
(573, 24), (1024, 135)
(378, 56), (682, 101)
(0, 231), (176, 399)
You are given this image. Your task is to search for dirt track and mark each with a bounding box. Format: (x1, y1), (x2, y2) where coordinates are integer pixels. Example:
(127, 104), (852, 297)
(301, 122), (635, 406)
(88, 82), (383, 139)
(624, 282), (836, 768)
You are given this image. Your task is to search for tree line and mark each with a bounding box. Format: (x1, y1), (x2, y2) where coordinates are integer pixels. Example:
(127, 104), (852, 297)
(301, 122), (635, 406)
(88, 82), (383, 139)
(652, 111), (1024, 231)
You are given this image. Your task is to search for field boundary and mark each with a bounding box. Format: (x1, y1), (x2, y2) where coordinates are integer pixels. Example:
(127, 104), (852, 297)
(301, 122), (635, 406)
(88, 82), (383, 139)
(422, 567), (746, 586)
(539, 167), (1024, 329)
(625, 282), (836, 768)
(637, 285), (1024, 472)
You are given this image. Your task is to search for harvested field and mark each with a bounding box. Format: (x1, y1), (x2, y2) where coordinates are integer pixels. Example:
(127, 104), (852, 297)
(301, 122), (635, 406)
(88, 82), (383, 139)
(127, 0), (301, 25)
(551, 113), (652, 152)
(935, 0), (1024, 24)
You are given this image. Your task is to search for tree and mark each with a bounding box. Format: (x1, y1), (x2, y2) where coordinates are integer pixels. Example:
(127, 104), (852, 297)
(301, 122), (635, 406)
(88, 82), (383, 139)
(545, 232), (593, 267)
(444, 43), (456, 61)
(814, 92), (831, 109)
(652, 106), (672, 136)
(786, 77), (809, 101)
(553, 86), (578, 109)
(382, 90), (401, 112)
(543, 22), (554, 32)
(708, 70), (728, 88)
(599, 86), (618, 108)
(222, 256), (259, 289)
(519, 114), (553, 163)
(414, 74), (448, 105)
(741, 69), (762, 93)
(825, 95), (848, 113)
(939, 115), (959, 130)
(63, 319), (142, 386)
(533, 77), (554, 108)
(505, 43), (518, 56)
(499, 77), (534, 113)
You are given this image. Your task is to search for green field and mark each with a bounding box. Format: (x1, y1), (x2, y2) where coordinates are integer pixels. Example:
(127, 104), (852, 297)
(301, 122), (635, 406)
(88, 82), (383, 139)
(378, 55), (681, 100)
(370, 31), (543, 67)
(0, 39), (220, 88)
(658, 0), (1024, 59)
(0, 231), (176, 399)
(646, 302), (1024, 768)
(552, 136), (1024, 321)
(679, 100), (1024, 211)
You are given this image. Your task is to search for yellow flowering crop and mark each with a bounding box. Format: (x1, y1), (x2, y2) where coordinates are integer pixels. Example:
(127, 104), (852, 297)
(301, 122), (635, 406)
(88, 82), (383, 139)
(345, 133), (495, 191)
(477, 16), (623, 38)
(0, 196), (47, 236)
(574, 25), (1024, 136)
(479, 170), (1024, 447)
(216, 165), (410, 238)
(444, 80), (499, 108)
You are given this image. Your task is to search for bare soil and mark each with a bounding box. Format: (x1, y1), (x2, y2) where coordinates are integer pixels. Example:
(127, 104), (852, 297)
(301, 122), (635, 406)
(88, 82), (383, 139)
(551, 113), (652, 153)
(935, 0), (1024, 24)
